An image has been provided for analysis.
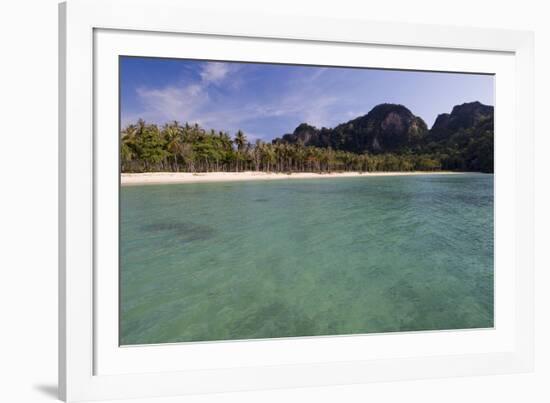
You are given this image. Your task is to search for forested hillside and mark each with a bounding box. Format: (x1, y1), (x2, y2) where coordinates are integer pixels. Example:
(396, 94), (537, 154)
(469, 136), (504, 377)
(120, 101), (494, 173)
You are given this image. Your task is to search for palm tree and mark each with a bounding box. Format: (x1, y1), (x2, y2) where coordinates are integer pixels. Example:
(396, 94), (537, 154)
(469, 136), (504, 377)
(166, 135), (184, 171)
(142, 125), (166, 171)
(119, 118), (458, 174)
(253, 139), (263, 171)
(120, 124), (139, 171)
(234, 130), (247, 151)
(263, 143), (276, 172)
(234, 130), (247, 171)
(163, 121), (183, 171)
(120, 141), (135, 170)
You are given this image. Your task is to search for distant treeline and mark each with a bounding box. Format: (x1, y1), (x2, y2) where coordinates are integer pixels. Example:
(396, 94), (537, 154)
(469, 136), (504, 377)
(121, 120), (444, 173)
(120, 102), (494, 173)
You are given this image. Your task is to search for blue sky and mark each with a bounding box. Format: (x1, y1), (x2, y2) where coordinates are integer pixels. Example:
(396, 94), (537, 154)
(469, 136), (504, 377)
(120, 57), (494, 141)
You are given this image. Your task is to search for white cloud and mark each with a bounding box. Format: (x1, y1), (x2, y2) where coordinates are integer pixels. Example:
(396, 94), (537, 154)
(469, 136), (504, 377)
(200, 62), (231, 84)
(128, 62), (239, 125)
(134, 83), (207, 123)
(124, 62), (344, 138)
(243, 72), (341, 129)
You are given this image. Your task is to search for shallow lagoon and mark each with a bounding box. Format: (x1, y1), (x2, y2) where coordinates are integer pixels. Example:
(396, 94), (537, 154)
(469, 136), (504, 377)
(120, 174), (493, 345)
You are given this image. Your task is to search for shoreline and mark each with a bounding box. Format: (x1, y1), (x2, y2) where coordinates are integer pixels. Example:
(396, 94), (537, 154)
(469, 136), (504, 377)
(121, 171), (473, 186)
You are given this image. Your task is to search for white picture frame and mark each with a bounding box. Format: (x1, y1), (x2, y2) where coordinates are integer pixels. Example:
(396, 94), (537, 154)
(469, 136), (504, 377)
(59, 0), (534, 401)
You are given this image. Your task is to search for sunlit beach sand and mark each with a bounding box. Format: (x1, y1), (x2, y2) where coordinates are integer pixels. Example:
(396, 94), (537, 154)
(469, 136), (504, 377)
(121, 171), (467, 186)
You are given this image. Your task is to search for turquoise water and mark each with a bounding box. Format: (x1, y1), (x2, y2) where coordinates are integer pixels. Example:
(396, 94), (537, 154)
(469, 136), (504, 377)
(120, 174), (494, 345)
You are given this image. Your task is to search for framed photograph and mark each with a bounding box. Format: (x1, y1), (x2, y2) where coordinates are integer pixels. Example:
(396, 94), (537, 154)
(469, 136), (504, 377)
(59, 0), (534, 401)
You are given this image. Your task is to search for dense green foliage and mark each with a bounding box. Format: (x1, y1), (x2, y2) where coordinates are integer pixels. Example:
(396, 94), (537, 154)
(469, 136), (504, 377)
(121, 102), (493, 173)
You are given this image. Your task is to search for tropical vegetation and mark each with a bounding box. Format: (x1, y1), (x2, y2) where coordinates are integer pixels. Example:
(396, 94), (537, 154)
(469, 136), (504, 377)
(120, 102), (494, 173)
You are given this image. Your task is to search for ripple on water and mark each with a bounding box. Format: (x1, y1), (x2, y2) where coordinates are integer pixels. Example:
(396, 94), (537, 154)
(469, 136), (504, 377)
(121, 174), (494, 344)
(140, 222), (215, 242)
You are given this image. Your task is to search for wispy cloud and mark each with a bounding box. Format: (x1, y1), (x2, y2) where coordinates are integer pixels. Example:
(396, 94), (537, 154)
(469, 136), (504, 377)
(124, 62), (342, 136)
(133, 83), (207, 124)
(125, 63), (342, 138)
(121, 58), (494, 139)
(199, 62), (232, 84)
(128, 62), (236, 126)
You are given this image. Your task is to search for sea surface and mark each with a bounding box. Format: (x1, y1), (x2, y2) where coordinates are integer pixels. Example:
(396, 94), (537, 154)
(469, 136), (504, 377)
(120, 174), (494, 345)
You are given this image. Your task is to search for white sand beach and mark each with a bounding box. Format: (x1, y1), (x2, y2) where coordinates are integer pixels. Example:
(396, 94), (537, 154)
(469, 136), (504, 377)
(121, 171), (466, 185)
